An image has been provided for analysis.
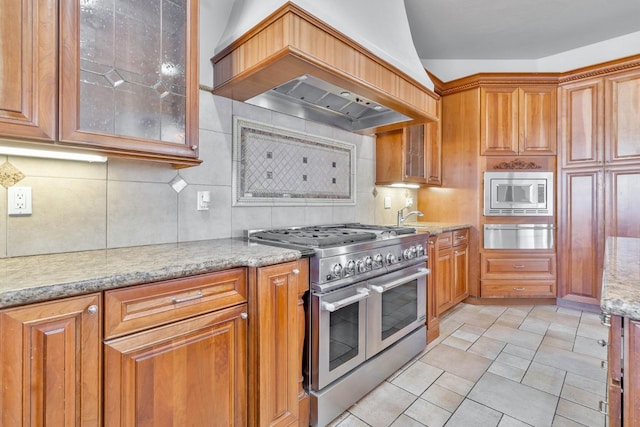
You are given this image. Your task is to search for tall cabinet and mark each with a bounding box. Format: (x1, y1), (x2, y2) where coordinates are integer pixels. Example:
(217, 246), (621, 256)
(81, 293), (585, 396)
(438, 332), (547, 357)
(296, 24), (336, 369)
(558, 58), (640, 306)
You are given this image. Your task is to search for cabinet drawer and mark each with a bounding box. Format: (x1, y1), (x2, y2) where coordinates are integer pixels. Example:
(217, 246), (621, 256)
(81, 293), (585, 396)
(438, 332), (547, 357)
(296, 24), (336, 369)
(453, 229), (469, 246)
(481, 280), (556, 298)
(105, 268), (247, 339)
(436, 231), (453, 249)
(481, 254), (556, 279)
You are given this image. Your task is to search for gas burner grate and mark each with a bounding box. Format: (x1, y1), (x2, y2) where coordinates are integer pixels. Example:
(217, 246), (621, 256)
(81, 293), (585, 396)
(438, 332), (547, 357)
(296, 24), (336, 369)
(252, 227), (377, 248)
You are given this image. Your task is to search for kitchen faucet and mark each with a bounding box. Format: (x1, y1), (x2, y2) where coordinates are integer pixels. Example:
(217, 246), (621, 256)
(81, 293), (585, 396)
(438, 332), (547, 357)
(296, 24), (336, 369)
(397, 207), (424, 226)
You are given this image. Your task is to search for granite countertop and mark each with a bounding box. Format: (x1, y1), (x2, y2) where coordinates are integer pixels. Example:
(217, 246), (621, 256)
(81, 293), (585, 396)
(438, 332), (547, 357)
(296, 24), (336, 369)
(0, 239), (303, 309)
(401, 221), (472, 235)
(601, 236), (640, 320)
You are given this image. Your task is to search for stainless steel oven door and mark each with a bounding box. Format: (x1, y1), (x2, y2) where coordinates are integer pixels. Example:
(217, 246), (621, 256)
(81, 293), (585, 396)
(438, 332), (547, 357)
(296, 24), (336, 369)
(366, 264), (428, 358)
(311, 284), (370, 390)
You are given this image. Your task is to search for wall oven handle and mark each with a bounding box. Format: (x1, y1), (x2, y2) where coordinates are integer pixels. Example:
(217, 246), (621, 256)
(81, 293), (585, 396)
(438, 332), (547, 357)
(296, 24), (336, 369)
(369, 268), (430, 293)
(321, 288), (370, 312)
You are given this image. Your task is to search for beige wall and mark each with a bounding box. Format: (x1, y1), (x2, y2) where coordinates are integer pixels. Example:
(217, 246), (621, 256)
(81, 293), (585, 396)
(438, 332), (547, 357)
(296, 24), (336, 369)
(0, 90), (415, 258)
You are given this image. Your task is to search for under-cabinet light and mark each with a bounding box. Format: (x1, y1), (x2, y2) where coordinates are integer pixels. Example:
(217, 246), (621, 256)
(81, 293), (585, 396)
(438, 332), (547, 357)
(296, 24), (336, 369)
(0, 145), (108, 163)
(389, 183), (420, 189)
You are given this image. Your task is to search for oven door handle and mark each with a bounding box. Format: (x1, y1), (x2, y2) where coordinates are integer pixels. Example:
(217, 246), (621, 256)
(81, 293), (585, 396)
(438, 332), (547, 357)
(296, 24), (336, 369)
(321, 288), (370, 312)
(369, 268), (430, 294)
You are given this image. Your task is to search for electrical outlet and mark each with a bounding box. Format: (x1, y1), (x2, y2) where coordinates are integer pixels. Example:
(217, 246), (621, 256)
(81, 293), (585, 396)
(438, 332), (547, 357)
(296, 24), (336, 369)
(8, 187), (32, 216)
(384, 196), (391, 209)
(197, 191), (211, 210)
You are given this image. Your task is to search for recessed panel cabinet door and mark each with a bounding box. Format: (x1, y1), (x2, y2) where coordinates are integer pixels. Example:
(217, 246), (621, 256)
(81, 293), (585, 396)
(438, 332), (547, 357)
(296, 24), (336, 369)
(605, 69), (640, 165)
(0, 293), (102, 426)
(104, 304), (248, 427)
(0, 0), (57, 140)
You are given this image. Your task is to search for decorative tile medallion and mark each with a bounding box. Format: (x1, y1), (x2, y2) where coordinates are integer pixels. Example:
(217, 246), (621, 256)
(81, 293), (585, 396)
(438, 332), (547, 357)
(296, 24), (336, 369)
(0, 162), (26, 188)
(232, 117), (356, 206)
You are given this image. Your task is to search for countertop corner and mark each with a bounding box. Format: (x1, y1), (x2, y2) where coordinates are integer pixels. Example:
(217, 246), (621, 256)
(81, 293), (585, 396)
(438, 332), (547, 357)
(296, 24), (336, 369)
(601, 236), (640, 320)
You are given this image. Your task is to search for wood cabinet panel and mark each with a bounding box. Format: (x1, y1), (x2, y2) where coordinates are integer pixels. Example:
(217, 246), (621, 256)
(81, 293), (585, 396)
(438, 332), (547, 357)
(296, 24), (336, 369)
(481, 281), (555, 298)
(606, 167), (640, 239)
(605, 70), (640, 164)
(104, 269), (247, 339)
(519, 86), (557, 155)
(0, 0), (57, 140)
(625, 318), (640, 427)
(434, 230), (469, 315)
(558, 169), (604, 305)
(480, 87), (519, 155)
(435, 243), (453, 314)
(481, 253), (556, 279)
(104, 304), (248, 427)
(426, 236), (440, 342)
(0, 293), (102, 426)
(558, 78), (604, 168)
(425, 101), (443, 185)
(249, 259), (308, 427)
(452, 243), (469, 303)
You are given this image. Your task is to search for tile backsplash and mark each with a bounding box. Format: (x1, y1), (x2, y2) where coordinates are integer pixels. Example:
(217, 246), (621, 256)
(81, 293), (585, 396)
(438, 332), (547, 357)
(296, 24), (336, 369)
(0, 89), (416, 258)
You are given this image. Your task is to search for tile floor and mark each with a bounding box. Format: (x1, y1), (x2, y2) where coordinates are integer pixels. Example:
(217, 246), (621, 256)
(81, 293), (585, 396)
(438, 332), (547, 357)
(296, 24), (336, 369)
(328, 303), (608, 427)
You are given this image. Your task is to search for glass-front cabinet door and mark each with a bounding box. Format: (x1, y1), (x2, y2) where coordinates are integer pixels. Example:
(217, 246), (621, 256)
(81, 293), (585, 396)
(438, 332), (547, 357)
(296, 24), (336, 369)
(59, 0), (200, 167)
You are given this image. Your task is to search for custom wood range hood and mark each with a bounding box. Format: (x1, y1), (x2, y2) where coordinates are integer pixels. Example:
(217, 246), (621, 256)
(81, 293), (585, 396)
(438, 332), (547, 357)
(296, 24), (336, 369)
(210, 2), (439, 134)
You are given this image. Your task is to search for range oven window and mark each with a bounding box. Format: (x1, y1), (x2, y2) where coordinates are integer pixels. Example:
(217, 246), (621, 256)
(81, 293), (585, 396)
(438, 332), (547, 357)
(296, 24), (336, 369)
(381, 280), (418, 340)
(329, 304), (360, 370)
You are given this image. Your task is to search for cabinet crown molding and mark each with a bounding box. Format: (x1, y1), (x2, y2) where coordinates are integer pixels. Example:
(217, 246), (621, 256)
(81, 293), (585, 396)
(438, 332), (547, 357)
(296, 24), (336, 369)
(493, 159), (542, 169)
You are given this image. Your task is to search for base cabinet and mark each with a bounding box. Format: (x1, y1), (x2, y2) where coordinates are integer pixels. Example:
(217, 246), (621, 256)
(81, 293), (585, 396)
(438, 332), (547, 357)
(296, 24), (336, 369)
(0, 293), (102, 426)
(480, 252), (557, 298)
(432, 229), (469, 316)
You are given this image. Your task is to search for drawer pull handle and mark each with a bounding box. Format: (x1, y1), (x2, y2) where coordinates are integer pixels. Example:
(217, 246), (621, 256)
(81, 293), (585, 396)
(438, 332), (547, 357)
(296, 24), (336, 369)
(597, 339), (607, 347)
(598, 400), (608, 415)
(512, 264), (526, 268)
(601, 360), (607, 369)
(172, 291), (203, 304)
(455, 235), (465, 240)
(513, 287), (525, 291)
(600, 313), (611, 327)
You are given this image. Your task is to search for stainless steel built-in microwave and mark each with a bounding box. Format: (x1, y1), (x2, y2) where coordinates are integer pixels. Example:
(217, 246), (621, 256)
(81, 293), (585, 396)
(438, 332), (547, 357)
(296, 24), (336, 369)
(483, 171), (553, 216)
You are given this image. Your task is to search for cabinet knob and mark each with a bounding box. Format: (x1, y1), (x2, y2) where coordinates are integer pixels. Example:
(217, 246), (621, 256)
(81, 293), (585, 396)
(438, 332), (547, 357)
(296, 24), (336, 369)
(292, 268), (300, 275)
(240, 312), (248, 319)
(87, 305), (98, 315)
(191, 145), (198, 150)
(597, 339), (607, 347)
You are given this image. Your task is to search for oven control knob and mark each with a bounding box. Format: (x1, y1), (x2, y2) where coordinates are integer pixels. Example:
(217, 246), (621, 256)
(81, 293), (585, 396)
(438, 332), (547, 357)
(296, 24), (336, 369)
(331, 263), (343, 278)
(345, 260), (356, 274)
(373, 254), (383, 268)
(386, 253), (397, 265)
(364, 256), (373, 269)
(415, 244), (425, 256)
(403, 247), (417, 260)
(356, 260), (367, 273)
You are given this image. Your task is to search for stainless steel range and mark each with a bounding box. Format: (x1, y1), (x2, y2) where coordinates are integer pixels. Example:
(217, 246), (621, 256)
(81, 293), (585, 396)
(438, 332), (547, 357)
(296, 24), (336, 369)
(248, 224), (429, 427)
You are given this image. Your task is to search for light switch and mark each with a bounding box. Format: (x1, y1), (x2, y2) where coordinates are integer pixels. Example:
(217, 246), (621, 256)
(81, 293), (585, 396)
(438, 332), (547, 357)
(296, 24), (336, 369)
(384, 196), (391, 209)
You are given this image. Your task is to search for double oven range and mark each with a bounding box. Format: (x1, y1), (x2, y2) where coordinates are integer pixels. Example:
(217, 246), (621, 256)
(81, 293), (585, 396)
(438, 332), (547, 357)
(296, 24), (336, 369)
(248, 224), (430, 426)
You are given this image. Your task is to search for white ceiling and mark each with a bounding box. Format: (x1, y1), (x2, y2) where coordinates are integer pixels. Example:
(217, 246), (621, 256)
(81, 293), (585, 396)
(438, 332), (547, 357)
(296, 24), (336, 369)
(405, 0), (640, 60)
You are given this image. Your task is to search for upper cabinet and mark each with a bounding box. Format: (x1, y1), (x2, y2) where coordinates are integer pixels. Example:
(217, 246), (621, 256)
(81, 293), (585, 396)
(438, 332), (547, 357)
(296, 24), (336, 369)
(0, 0), (200, 168)
(605, 69), (640, 166)
(480, 85), (557, 156)
(376, 120), (442, 186)
(0, 0), (57, 140)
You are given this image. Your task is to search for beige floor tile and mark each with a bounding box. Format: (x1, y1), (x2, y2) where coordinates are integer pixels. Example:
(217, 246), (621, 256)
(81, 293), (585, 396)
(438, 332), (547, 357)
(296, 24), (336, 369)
(348, 382), (417, 427)
(502, 343), (536, 360)
(528, 307), (580, 328)
(496, 312), (526, 329)
(330, 414), (370, 427)
(446, 399), (502, 427)
(552, 414), (586, 426)
(434, 372), (475, 396)
(403, 398), (451, 427)
(389, 414), (425, 427)
(420, 383), (464, 412)
(442, 335), (473, 351)
(451, 324), (485, 342)
(564, 372), (606, 397)
(572, 336), (607, 359)
(483, 324), (544, 350)
(498, 415), (532, 427)
(420, 343), (492, 382)
(468, 336), (506, 360)
(519, 316), (550, 335)
(488, 361), (527, 382)
(522, 361), (566, 396)
(495, 351), (532, 370)
(391, 360), (443, 396)
(542, 335), (575, 351)
(576, 321), (608, 341)
(533, 344), (607, 382)
(556, 307), (583, 318)
(555, 398), (606, 427)
(468, 373), (559, 426)
(560, 384), (603, 410)
(547, 322), (578, 338)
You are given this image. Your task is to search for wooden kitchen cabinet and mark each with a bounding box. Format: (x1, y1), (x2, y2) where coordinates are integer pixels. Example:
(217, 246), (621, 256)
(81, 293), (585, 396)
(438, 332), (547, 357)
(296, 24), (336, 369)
(558, 61), (640, 306)
(0, 0), (200, 167)
(433, 229), (469, 315)
(376, 118), (442, 186)
(480, 252), (556, 298)
(426, 235), (440, 342)
(605, 314), (640, 426)
(0, 293), (102, 426)
(480, 85), (557, 156)
(104, 269), (249, 427)
(0, 0), (57, 140)
(249, 259), (309, 427)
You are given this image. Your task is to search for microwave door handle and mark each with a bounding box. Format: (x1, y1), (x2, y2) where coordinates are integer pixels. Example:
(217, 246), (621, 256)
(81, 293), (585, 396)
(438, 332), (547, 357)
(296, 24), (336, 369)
(321, 288), (370, 312)
(369, 268), (430, 294)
